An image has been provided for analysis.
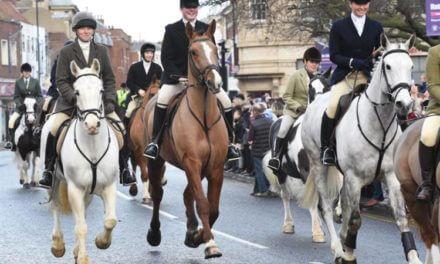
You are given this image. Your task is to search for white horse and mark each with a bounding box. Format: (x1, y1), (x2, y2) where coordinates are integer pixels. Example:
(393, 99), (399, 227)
(301, 34), (421, 263)
(14, 97), (41, 188)
(263, 70), (342, 243)
(43, 59), (120, 264)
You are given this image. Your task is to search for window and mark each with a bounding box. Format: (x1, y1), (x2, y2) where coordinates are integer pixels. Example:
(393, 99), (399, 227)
(10, 40), (17, 66)
(1, 39), (9, 65)
(251, 0), (267, 21)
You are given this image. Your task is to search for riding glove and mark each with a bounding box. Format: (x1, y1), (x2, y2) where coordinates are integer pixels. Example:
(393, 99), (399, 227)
(18, 104), (26, 112)
(350, 59), (366, 70)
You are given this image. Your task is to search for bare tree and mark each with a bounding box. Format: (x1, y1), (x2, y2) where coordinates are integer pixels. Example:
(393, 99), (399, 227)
(202, 0), (437, 50)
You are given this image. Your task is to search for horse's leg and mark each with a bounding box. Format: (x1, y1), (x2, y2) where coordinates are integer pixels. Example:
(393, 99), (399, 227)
(51, 180), (65, 258)
(146, 159), (165, 247)
(311, 164), (344, 260)
(135, 151), (151, 203)
(400, 180), (433, 264)
(310, 204), (325, 243)
(95, 182), (117, 250)
(183, 184), (199, 248)
(280, 187), (294, 234)
(204, 166), (224, 259)
(338, 171), (361, 263)
(68, 183), (89, 264)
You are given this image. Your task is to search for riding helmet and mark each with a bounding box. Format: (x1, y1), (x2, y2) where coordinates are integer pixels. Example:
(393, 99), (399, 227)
(141, 43), (156, 55)
(303, 47), (322, 62)
(20, 63), (32, 72)
(71, 11), (97, 30)
(181, 0), (199, 8)
(64, 39), (74, 46)
(349, 0), (371, 4)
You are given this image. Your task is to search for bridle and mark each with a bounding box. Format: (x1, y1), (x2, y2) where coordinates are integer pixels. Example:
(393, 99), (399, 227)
(23, 97), (37, 127)
(380, 49), (411, 103)
(74, 73), (104, 121)
(188, 37), (221, 93)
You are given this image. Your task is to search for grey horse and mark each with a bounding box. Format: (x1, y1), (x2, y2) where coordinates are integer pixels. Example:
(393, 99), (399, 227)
(301, 33), (421, 264)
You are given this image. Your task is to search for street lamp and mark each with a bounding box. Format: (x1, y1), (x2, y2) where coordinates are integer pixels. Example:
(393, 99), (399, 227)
(36, 0), (43, 81)
(218, 40), (228, 91)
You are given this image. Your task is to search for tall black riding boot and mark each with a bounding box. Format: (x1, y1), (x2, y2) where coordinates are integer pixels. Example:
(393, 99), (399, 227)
(225, 110), (240, 161)
(416, 142), (436, 202)
(268, 137), (286, 170)
(144, 105), (167, 159)
(119, 144), (136, 186)
(5, 128), (15, 151)
(320, 112), (336, 166)
(39, 134), (56, 188)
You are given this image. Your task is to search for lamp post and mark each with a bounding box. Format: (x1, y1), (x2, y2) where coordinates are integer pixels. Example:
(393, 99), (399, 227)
(36, 0), (41, 81)
(218, 40), (228, 92)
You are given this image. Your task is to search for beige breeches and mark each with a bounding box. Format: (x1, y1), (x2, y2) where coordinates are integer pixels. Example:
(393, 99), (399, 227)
(157, 83), (232, 111)
(421, 115), (440, 147)
(42, 96), (53, 112)
(8, 112), (21, 129)
(50, 111), (124, 136)
(125, 96), (142, 118)
(326, 72), (368, 119)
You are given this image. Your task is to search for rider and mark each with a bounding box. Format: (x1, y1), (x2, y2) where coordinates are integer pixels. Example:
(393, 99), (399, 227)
(39, 11), (136, 188)
(5, 63), (42, 151)
(320, 0), (383, 165)
(416, 45), (440, 201)
(125, 42), (163, 124)
(268, 47), (321, 171)
(143, 0), (240, 161)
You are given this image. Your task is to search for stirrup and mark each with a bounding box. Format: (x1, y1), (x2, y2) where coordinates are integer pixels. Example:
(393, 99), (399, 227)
(4, 141), (13, 150)
(321, 148), (336, 166)
(39, 170), (53, 189)
(268, 158), (280, 170)
(143, 143), (159, 160)
(120, 168), (136, 186)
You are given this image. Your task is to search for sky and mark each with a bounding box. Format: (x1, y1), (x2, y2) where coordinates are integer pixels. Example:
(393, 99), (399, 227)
(72, 0), (212, 42)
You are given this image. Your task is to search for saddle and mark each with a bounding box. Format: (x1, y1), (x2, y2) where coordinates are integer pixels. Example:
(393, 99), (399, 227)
(269, 118), (307, 184)
(333, 83), (368, 125)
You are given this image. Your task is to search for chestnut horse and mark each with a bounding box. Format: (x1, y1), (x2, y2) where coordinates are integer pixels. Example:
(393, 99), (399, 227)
(128, 76), (162, 202)
(394, 119), (440, 264)
(143, 20), (227, 259)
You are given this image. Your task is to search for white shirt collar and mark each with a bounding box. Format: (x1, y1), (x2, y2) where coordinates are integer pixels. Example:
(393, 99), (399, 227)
(143, 60), (151, 75)
(351, 13), (366, 36)
(78, 39), (90, 49)
(182, 18), (196, 28)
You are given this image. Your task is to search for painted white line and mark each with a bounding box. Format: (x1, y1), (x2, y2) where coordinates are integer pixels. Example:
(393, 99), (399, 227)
(212, 229), (269, 249)
(117, 191), (178, 220)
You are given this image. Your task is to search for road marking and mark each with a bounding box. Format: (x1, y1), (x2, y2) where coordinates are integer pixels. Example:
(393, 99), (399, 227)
(212, 229), (269, 249)
(117, 191), (178, 220)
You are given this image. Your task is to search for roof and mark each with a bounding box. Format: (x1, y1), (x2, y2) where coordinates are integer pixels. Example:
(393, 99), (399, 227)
(49, 0), (75, 6)
(0, 1), (28, 23)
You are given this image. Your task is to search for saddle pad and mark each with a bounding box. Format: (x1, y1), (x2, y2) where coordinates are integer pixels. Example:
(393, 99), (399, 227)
(108, 120), (124, 150)
(56, 125), (70, 156)
(334, 83), (368, 125)
(166, 89), (187, 128)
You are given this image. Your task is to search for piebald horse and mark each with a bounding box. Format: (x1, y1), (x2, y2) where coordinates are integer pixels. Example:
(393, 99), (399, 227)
(301, 34), (421, 263)
(143, 20), (227, 259)
(42, 59), (120, 264)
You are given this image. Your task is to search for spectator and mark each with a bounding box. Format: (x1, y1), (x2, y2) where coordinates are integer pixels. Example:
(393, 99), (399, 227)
(226, 109), (245, 172)
(363, 179), (384, 207)
(248, 103), (275, 197)
(271, 100), (284, 118)
(240, 103), (254, 175)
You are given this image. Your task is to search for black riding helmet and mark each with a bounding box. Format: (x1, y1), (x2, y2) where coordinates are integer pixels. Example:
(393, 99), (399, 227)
(20, 63), (32, 72)
(141, 43), (156, 55)
(181, 0), (199, 8)
(303, 47), (322, 62)
(349, 0), (371, 4)
(71, 12), (97, 30)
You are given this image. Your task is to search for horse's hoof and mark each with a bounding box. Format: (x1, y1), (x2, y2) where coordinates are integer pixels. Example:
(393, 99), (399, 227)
(283, 225), (294, 234)
(204, 246), (222, 259)
(312, 234), (326, 243)
(129, 184), (138, 196)
(23, 183), (30, 189)
(30, 181), (36, 188)
(19, 179), (24, 185)
(184, 230), (199, 248)
(335, 257), (357, 264)
(147, 228), (161, 246)
(142, 198), (152, 205)
(95, 236), (111, 250)
(51, 246), (66, 258)
(162, 179), (167, 186)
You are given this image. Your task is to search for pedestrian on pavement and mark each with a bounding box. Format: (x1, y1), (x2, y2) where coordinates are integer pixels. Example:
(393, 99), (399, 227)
(320, 0), (383, 166)
(248, 103), (274, 197)
(39, 11), (136, 188)
(5, 63), (42, 151)
(143, 0), (240, 161)
(268, 47), (322, 172)
(125, 42), (162, 126)
(240, 103), (254, 175)
(363, 179), (384, 207)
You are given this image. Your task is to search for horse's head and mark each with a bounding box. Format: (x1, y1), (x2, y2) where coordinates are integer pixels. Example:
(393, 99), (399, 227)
(308, 67), (331, 103)
(148, 74), (161, 99)
(186, 20), (222, 94)
(70, 58), (104, 135)
(23, 97), (37, 126)
(378, 33), (416, 118)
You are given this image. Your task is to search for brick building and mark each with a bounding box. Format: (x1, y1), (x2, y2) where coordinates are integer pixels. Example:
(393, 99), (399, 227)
(109, 28), (138, 88)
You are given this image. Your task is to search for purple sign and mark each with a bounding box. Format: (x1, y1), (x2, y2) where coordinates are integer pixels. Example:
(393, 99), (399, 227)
(315, 42), (336, 71)
(426, 0), (440, 36)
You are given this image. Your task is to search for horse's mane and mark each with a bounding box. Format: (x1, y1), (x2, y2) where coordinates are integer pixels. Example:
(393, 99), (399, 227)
(141, 78), (161, 106)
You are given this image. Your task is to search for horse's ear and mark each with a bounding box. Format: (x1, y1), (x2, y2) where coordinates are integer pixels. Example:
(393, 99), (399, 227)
(405, 33), (416, 50)
(70, 60), (80, 78)
(380, 33), (390, 49)
(323, 67), (332, 79)
(91, 58), (100, 75)
(185, 22), (195, 40)
(206, 19), (216, 38)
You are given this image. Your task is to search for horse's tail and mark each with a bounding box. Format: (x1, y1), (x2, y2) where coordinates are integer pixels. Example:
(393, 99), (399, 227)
(299, 170), (318, 209)
(262, 152), (281, 193)
(327, 166), (343, 203)
(58, 182), (72, 214)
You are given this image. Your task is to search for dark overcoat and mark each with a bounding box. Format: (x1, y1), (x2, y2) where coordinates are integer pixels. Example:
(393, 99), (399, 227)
(14, 77), (42, 112)
(126, 61), (162, 96)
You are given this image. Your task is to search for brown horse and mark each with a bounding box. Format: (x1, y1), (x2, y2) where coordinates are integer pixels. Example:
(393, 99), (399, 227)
(128, 76), (162, 202)
(143, 20), (228, 259)
(394, 119), (440, 263)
